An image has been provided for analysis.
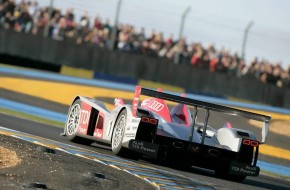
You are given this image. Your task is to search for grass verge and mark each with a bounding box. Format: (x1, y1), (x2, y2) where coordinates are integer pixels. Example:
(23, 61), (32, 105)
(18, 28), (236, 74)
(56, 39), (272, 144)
(0, 107), (64, 128)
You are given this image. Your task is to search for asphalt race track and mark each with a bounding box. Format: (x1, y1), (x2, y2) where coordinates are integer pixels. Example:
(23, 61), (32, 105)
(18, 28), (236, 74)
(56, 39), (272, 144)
(0, 67), (290, 189)
(0, 114), (289, 190)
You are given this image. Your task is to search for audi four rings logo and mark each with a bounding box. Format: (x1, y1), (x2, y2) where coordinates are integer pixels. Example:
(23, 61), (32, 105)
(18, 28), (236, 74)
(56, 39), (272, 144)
(142, 99), (164, 111)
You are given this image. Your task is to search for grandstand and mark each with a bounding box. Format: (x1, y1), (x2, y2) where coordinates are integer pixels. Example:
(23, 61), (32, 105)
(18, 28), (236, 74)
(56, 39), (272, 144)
(1, 0), (289, 88)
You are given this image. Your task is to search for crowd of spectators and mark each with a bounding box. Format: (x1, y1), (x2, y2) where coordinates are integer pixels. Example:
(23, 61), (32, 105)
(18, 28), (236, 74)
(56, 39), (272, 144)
(1, 0), (290, 88)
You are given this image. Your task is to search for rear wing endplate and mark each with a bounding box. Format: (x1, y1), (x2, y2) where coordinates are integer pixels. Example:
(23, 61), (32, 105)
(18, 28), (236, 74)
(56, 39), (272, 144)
(132, 86), (271, 143)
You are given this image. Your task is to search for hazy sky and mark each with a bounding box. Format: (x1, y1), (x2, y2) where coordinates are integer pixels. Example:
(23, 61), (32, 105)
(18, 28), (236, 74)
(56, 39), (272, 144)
(31, 0), (290, 68)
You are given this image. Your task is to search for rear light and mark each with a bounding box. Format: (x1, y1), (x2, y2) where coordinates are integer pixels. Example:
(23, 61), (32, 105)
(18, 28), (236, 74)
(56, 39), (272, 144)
(251, 141), (259, 147)
(150, 119), (157, 125)
(243, 139), (259, 147)
(141, 117), (149, 123)
(243, 139), (251, 145)
(141, 117), (157, 125)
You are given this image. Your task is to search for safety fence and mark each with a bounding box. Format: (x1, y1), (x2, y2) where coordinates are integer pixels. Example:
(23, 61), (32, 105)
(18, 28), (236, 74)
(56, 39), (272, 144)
(0, 29), (289, 108)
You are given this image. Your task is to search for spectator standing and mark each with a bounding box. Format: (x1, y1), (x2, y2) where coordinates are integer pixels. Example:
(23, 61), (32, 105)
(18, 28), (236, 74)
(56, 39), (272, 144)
(158, 34), (173, 58)
(32, 8), (49, 35)
(227, 53), (239, 76)
(117, 24), (132, 51)
(64, 8), (76, 38)
(28, 1), (39, 17)
(52, 17), (67, 41)
(190, 43), (203, 67)
(76, 12), (90, 44)
(6, 0), (16, 15)
(93, 16), (102, 30)
(15, 4), (32, 33)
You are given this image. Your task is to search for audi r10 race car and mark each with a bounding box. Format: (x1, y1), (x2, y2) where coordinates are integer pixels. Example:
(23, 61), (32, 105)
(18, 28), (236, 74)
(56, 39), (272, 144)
(62, 86), (271, 181)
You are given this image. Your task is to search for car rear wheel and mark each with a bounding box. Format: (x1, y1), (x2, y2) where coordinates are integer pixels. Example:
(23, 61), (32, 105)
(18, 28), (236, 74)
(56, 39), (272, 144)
(111, 110), (141, 159)
(65, 99), (92, 145)
(111, 110), (127, 156)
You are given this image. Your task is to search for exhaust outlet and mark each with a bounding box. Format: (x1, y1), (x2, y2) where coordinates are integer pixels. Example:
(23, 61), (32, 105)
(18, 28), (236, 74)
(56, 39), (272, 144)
(173, 141), (184, 149)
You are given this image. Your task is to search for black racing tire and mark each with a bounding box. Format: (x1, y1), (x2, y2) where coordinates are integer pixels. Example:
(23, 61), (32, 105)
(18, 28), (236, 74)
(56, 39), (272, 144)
(64, 99), (93, 145)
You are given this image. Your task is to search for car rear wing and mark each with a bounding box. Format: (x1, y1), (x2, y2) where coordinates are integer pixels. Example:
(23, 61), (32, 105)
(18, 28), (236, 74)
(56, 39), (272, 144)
(132, 86), (271, 144)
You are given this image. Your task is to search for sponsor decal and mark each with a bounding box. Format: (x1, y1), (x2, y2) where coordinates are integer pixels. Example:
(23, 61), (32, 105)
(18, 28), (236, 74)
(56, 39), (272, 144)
(229, 161), (260, 176)
(132, 126), (138, 130)
(80, 110), (90, 125)
(141, 98), (171, 122)
(125, 133), (135, 138)
(131, 119), (140, 123)
(78, 127), (87, 133)
(127, 121), (139, 130)
(191, 145), (200, 153)
(78, 102), (91, 134)
(129, 140), (159, 158)
(141, 99), (164, 112)
(94, 129), (103, 138)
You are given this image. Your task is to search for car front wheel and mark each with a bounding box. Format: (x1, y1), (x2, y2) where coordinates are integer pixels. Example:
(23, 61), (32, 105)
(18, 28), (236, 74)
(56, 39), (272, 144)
(65, 99), (92, 145)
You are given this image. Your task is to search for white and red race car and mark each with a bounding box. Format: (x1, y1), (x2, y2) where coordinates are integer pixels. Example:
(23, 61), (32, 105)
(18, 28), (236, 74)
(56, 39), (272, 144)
(62, 86), (271, 181)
